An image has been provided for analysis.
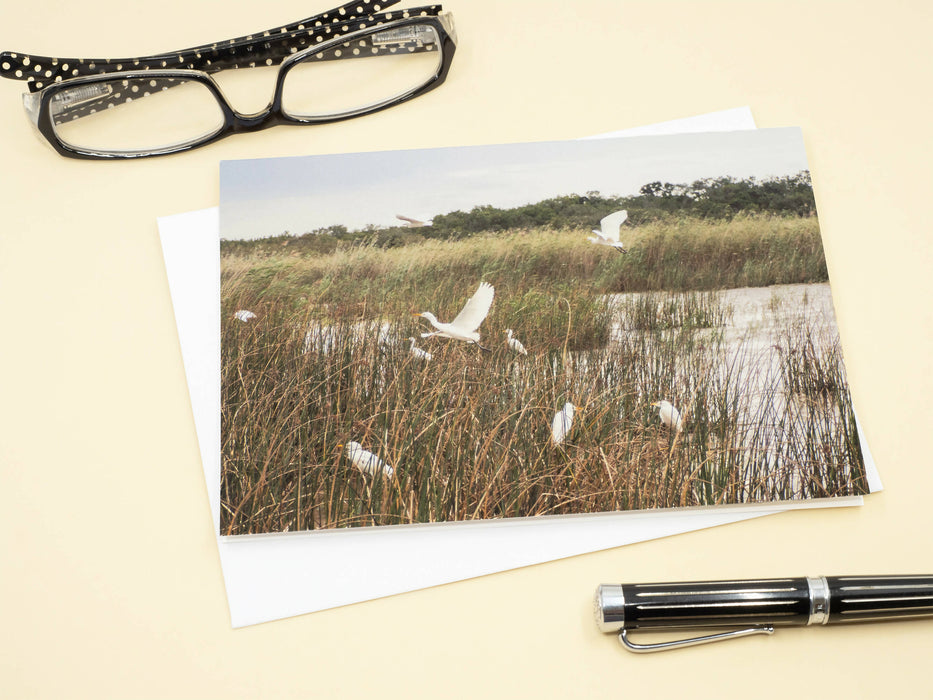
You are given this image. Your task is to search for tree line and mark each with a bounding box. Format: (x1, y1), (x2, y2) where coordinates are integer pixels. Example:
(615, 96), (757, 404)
(221, 171), (816, 255)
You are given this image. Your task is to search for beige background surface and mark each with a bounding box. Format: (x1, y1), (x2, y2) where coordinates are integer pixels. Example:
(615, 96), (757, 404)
(2, 1), (931, 697)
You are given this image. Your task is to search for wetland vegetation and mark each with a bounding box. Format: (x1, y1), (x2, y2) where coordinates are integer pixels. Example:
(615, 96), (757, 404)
(220, 174), (867, 535)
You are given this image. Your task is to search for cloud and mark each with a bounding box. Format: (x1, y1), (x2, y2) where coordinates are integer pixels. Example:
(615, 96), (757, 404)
(221, 128), (808, 239)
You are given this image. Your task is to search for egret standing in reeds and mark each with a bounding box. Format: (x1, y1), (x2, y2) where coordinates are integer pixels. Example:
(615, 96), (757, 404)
(408, 337), (433, 361)
(651, 400), (683, 432)
(414, 282), (495, 351)
(551, 402), (579, 445)
(234, 309), (257, 322)
(338, 441), (394, 479)
(506, 328), (528, 355)
(587, 209), (628, 253)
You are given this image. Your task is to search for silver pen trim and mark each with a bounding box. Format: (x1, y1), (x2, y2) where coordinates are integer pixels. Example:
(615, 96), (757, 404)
(594, 584), (626, 633)
(806, 575), (831, 625)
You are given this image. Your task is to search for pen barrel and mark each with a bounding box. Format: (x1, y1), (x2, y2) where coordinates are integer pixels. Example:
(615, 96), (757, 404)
(595, 575), (933, 633)
(826, 575), (933, 623)
(596, 578), (812, 632)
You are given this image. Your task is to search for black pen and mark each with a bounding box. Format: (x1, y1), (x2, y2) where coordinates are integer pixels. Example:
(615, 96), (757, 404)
(594, 575), (933, 652)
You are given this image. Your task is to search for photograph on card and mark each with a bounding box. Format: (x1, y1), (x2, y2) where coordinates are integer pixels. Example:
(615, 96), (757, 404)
(218, 128), (869, 535)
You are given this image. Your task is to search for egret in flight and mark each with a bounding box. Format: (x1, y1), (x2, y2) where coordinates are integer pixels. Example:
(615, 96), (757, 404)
(587, 209), (628, 253)
(408, 337), (433, 362)
(233, 309), (257, 322)
(551, 402), (578, 445)
(651, 400), (683, 432)
(506, 329), (528, 355)
(338, 441), (395, 478)
(415, 282), (495, 351)
(396, 214), (433, 227)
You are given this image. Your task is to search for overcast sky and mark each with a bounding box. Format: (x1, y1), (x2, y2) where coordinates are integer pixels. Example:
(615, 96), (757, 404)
(219, 127), (809, 240)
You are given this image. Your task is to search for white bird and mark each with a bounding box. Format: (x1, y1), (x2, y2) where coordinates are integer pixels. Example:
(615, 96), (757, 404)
(338, 441), (394, 478)
(408, 336), (433, 361)
(234, 309), (257, 322)
(414, 282), (495, 350)
(587, 209), (628, 253)
(506, 329), (528, 355)
(651, 400), (683, 432)
(551, 402), (578, 445)
(396, 214), (433, 227)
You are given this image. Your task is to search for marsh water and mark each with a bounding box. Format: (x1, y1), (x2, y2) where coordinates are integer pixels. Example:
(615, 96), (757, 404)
(607, 283), (841, 388)
(606, 282), (858, 499)
(609, 282), (837, 347)
(299, 282), (858, 500)
(224, 280), (864, 535)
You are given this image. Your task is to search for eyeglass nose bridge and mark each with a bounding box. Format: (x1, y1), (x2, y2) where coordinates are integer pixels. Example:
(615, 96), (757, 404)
(228, 106), (283, 135)
(208, 70), (318, 136)
(221, 94), (284, 135)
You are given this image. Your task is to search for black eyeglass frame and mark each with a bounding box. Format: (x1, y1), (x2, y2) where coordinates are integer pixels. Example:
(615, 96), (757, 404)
(14, 11), (456, 159)
(3, 1), (436, 90)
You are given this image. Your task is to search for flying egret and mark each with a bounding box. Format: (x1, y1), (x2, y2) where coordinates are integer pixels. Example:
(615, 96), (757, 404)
(408, 337), (433, 361)
(551, 402), (578, 445)
(414, 282), (495, 350)
(506, 329), (528, 355)
(338, 441), (394, 478)
(587, 209), (628, 253)
(651, 400), (683, 432)
(234, 309), (257, 322)
(396, 214), (433, 227)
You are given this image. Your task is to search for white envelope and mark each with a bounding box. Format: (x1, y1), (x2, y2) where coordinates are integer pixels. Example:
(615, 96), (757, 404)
(158, 108), (878, 628)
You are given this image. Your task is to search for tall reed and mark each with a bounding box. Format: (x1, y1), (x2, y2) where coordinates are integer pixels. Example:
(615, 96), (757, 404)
(222, 215), (826, 304)
(221, 278), (867, 534)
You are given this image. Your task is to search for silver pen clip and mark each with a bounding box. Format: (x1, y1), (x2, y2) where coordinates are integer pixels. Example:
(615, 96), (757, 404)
(618, 625), (775, 653)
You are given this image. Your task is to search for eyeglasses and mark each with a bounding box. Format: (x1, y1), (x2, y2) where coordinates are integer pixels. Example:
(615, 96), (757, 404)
(0, 1), (456, 159)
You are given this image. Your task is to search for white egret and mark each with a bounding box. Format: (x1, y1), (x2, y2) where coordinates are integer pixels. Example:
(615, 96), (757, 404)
(587, 209), (628, 253)
(651, 400), (683, 432)
(408, 337), (433, 361)
(414, 282), (495, 350)
(551, 402), (578, 445)
(396, 214), (433, 227)
(338, 441), (394, 478)
(506, 329), (528, 355)
(234, 309), (257, 322)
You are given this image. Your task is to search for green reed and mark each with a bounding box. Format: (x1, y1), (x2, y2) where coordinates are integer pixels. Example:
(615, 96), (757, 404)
(222, 215), (826, 303)
(220, 217), (854, 534)
(615, 290), (732, 332)
(221, 278), (867, 535)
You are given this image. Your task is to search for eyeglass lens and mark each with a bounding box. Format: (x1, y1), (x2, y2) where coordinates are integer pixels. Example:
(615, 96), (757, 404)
(50, 77), (225, 154)
(282, 23), (442, 118)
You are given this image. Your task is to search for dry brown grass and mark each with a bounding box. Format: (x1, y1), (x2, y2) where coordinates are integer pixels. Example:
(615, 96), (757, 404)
(219, 218), (863, 535)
